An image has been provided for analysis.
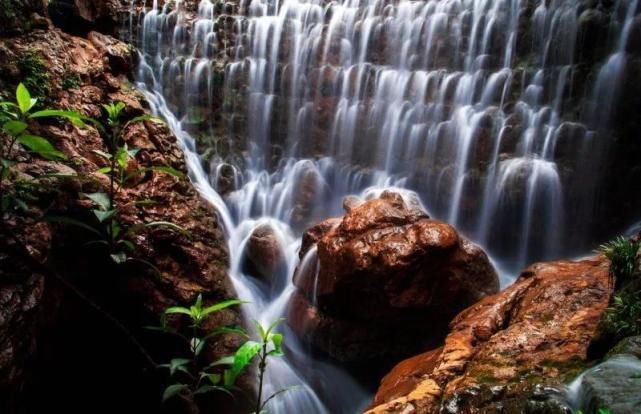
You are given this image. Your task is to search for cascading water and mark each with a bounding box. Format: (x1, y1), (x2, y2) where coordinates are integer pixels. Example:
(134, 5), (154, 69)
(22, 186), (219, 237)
(130, 0), (640, 412)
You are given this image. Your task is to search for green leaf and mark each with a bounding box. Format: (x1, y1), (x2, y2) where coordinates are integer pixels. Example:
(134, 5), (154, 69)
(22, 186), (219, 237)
(44, 215), (102, 236)
(127, 114), (163, 125)
(135, 198), (158, 206)
(144, 221), (191, 238)
(162, 384), (188, 402)
(254, 320), (266, 341)
(264, 318), (284, 338)
(161, 358), (191, 376)
(193, 385), (233, 398)
(16, 83), (36, 114)
(29, 109), (87, 127)
(205, 373), (222, 385)
(96, 167), (112, 174)
(13, 197), (30, 212)
(194, 294), (203, 311)
(3, 120), (28, 136)
(190, 337), (206, 356)
(202, 299), (247, 317)
(110, 252), (127, 264)
(91, 149), (112, 160)
(224, 341), (262, 387)
(93, 208), (115, 223)
(115, 146), (130, 169)
(165, 306), (192, 316)
(118, 239), (135, 252)
(82, 192), (111, 211)
(271, 333), (283, 351)
(17, 135), (66, 160)
(206, 356), (235, 368)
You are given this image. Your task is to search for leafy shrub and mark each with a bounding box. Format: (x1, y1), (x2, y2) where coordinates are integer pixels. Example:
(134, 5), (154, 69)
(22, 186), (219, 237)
(599, 236), (641, 340)
(602, 290), (641, 337)
(600, 237), (640, 289)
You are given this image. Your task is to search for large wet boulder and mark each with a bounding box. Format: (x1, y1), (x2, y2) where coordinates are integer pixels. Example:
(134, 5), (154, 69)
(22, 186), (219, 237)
(367, 258), (612, 414)
(287, 191), (499, 362)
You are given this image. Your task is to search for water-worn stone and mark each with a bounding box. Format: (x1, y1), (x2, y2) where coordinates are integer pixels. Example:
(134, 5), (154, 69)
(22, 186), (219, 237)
(288, 191), (499, 361)
(243, 223), (285, 282)
(367, 258), (612, 414)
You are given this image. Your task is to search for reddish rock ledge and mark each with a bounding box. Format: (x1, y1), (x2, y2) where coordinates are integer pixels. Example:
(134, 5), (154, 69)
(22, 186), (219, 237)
(367, 257), (612, 414)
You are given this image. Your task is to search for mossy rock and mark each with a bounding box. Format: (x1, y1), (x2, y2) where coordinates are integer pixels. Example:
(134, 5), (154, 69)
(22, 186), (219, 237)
(16, 49), (52, 105)
(606, 336), (641, 360)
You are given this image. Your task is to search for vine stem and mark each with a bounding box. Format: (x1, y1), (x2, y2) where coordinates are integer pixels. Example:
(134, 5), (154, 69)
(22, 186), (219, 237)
(107, 127), (118, 252)
(255, 341), (268, 414)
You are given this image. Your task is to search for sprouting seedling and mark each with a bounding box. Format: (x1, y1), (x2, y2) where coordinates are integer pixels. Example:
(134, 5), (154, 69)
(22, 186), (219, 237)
(223, 318), (295, 414)
(151, 294), (248, 403)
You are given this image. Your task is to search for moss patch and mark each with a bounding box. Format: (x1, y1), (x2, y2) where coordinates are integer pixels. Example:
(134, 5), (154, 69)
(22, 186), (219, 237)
(16, 49), (52, 105)
(61, 72), (81, 90)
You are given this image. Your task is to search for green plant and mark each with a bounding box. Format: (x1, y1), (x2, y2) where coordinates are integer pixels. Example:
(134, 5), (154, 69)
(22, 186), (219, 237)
(154, 297), (294, 413)
(599, 237), (640, 289)
(226, 319), (289, 414)
(576, 409), (612, 414)
(0, 83), (83, 217)
(151, 294), (247, 403)
(602, 289), (641, 337)
(73, 102), (184, 263)
(599, 236), (641, 340)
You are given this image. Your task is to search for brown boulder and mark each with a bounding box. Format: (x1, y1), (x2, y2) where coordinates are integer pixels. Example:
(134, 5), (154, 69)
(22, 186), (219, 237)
(243, 223), (285, 282)
(288, 191), (499, 361)
(367, 257), (612, 414)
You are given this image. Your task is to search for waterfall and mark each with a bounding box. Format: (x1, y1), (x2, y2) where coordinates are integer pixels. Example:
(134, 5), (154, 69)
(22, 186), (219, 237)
(130, 0), (640, 412)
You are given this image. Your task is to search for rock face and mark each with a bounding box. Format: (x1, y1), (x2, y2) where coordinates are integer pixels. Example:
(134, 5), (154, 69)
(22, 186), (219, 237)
(287, 191), (499, 362)
(367, 258), (612, 414)
(47, 0), (124, 35)
(0, 18), (235, 413)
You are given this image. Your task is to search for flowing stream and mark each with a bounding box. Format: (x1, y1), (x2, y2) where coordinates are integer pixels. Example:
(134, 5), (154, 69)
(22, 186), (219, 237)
(130, 0), (640, 412)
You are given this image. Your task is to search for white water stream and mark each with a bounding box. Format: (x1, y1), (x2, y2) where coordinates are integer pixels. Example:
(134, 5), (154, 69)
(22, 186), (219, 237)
(130, 0), (640, 412)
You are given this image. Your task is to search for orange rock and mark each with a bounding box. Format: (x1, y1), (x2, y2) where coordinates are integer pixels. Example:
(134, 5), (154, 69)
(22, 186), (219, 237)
(368, 257), (612, 413)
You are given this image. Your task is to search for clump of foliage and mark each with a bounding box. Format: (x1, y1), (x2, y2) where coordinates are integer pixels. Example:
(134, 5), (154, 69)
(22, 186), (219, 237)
(577, 409), (612, 414)
(600, 237), (640, 289)
(599, 237), (641, 339)
(154, 296), (293, 412)
(0, 83), (83, 217)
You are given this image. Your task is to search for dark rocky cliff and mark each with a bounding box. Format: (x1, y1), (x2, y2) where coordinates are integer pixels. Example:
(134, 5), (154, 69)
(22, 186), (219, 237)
(0, 3), (237, 413)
